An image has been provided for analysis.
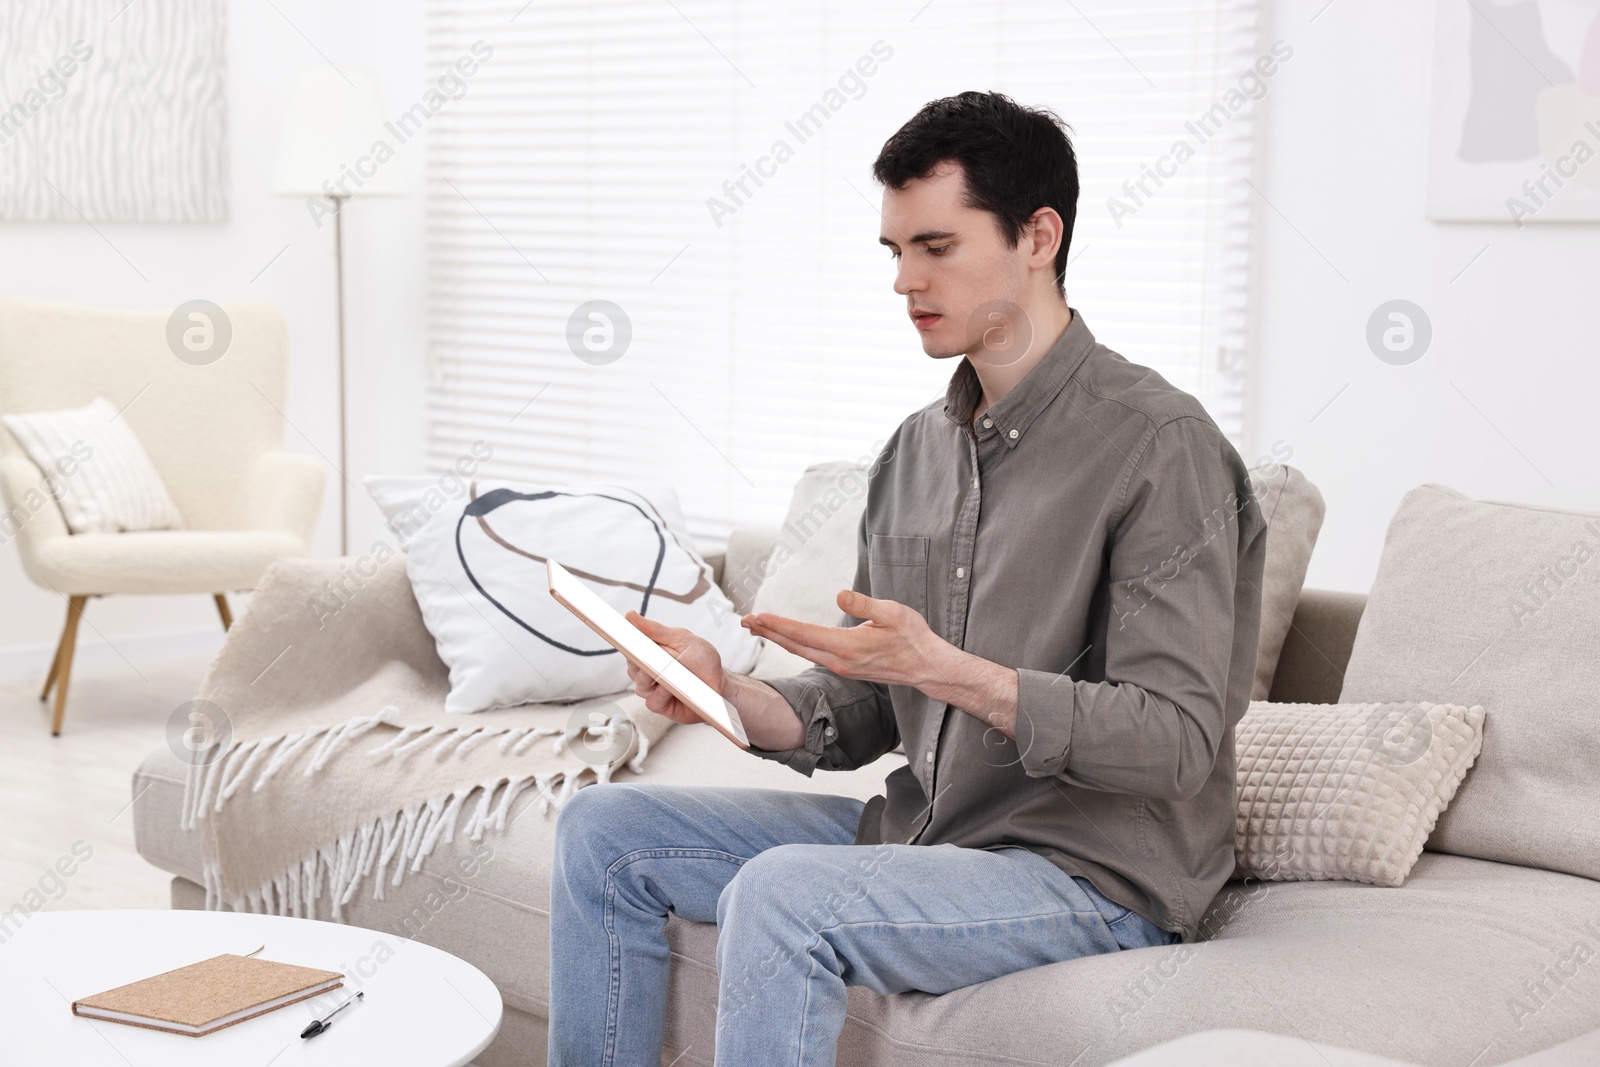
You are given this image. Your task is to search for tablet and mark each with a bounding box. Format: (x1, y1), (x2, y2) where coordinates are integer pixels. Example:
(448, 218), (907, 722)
(546, 559), (749, 748)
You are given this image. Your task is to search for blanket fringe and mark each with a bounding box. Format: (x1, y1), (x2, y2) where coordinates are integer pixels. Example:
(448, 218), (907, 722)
(201, 766), (595, 919)
(183, 706), (579, 829)
(185, 703), (655, 918)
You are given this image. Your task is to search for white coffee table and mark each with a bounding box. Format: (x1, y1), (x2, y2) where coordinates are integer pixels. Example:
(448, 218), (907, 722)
(0, 909), (502, 1066)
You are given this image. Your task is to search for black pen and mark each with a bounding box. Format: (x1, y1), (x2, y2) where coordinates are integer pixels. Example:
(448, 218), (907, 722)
(301, 990), (364, 1038)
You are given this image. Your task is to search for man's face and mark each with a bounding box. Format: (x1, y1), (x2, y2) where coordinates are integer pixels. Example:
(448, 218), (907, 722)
(879, 160), (1026, 360)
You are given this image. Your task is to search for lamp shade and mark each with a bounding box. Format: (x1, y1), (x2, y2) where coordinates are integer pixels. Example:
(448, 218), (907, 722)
(272, 66), (408, 198)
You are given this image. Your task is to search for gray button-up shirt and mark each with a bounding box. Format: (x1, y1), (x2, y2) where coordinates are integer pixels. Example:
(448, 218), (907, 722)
(748, 307), (1267, 942)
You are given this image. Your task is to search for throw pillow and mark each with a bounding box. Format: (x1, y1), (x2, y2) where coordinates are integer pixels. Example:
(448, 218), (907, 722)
(1234, 699), (1485, 886)
(1339, 484), (1600, 881)
(1, 396), (183, 534)
(366, 476), (761, 713)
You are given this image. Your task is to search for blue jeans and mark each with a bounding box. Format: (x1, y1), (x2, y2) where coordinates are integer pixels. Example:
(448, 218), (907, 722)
(547, 783), (1176, 1067)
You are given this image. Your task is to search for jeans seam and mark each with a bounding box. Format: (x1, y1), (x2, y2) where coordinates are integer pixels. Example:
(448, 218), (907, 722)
(794, 945), (821, 1067)
(814, 909), (1109, 939)
(602, 847), (750, 1067)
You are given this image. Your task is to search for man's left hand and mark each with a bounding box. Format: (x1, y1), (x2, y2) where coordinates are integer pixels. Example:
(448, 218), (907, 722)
(740, 590), (957, 690)
(743, 589), (1023, 737)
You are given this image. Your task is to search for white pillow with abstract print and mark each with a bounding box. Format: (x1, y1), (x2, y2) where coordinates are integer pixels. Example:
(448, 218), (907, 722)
(365, 475), (761, 713)
(2, 396), (183, 534)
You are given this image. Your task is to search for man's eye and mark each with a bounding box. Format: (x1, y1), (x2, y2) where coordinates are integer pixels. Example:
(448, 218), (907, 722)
(887, 249), (901, 260)
(927, 245), (950, 256)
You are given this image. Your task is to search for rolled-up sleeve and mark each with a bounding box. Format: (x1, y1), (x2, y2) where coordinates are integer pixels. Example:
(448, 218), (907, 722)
(744, 511), (900, 776)
(1014, 416), (1259, 801)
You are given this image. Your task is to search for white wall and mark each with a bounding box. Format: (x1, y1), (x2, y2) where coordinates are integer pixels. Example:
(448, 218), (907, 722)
(4, 0), (1595, 669)
(1251, 0), (1599, 593)
(0, 0), (428, 667)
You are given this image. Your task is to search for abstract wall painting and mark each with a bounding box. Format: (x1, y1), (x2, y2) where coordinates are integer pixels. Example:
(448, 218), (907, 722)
(1427, 0), (1600, 223)
(0, 0), (228, 223)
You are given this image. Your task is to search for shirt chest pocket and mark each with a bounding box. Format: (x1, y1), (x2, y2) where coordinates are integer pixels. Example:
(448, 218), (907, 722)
(867, 534), (930, 617)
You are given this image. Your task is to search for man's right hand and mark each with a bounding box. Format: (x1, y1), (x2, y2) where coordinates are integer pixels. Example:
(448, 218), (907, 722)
(622, 610), (726, 725)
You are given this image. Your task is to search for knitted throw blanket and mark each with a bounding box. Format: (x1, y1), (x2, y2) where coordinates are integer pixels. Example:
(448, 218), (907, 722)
(181, 553), (675, 918)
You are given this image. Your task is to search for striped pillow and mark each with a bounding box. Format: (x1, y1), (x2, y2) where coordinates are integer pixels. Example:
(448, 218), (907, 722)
(2, 397), (184, 534)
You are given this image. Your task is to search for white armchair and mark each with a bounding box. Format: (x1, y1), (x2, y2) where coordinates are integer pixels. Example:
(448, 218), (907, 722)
(0, 296), (324, 735)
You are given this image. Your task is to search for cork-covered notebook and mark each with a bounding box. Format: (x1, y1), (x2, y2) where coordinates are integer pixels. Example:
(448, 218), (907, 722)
(71, 953), (344, 1037)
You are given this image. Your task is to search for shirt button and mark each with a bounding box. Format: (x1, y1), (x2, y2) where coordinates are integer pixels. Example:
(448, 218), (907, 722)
(924, 750), (934, 764)
(982, 417), (993, 428)
(955, 566), (965, 578)
(1008, 428), (1019, 440)
(824, 727), (835, 737)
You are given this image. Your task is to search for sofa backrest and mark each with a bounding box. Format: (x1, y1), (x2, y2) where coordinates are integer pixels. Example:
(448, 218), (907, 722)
(1338, 484), (1600, 881)
(709, 454), (1344, 703)
(1265, 588), (1366, 704)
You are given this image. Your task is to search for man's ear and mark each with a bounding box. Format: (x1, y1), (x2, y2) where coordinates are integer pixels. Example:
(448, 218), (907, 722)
(1026, 207), (1065, 271)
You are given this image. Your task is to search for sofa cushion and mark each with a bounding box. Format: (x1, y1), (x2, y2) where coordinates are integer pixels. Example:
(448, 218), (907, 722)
(1246, 462), (1325, 699)
(1339, 485), (1600, 881)
(1233, 700), (1484, 886)
(1101, 1029), (1416, 1067)
(741, 460), (873, 679)
(660, 852), (1600, 1066)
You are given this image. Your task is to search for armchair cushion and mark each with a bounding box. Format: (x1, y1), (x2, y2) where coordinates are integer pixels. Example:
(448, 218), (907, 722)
(30, 529), (306, 595)
(1, 396), (182, 534)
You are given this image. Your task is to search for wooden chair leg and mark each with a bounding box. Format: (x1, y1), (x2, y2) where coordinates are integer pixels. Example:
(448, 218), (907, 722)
(50, 595), (88, 737)
(39, 612), (72, 701)
(214, 593), (233, 631)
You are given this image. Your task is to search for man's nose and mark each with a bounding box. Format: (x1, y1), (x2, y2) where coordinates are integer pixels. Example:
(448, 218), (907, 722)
(893, 260), (922, 297)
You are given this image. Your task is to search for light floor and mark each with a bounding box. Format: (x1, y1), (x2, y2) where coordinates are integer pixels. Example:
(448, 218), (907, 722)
(0, 654), (213, 913)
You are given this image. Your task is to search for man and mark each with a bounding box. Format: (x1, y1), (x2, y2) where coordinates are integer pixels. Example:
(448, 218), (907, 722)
(548, 90), (1266, 1067)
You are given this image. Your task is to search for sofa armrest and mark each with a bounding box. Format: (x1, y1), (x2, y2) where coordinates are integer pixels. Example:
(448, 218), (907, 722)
(198, 552), (447, 722)
(247, 451), (324, 547)
(1265, 588), (1367, 705)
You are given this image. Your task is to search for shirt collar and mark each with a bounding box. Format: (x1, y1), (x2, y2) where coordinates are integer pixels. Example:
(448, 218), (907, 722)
(941, 306), (1095, 448)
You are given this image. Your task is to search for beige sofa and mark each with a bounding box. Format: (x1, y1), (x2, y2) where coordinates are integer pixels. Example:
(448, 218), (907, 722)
(133, 476), (1600, 1066)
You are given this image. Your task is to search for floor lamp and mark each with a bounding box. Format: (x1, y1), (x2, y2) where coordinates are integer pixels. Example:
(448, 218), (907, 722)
(270, 67), (407, 555)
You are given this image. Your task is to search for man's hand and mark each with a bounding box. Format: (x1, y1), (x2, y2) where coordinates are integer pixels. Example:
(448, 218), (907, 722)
(622, 611), (727, 725)
(740, 590), (957, 690)
(742, 590), (1023, 736)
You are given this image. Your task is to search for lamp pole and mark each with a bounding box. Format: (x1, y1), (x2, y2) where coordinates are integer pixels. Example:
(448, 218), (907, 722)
(331, 193), (349, 556)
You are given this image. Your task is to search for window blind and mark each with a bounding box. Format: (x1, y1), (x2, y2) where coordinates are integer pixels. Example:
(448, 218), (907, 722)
(424, 0), (1264, 548)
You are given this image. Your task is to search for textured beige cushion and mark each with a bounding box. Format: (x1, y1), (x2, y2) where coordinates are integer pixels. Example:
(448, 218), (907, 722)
(1234, 700), (1484, 886)
(1340, 485), (1600, 881)
(1246, 462), (1325, 699)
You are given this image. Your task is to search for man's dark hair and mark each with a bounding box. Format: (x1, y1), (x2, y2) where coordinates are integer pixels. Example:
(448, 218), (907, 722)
(872, 91), (1078, 296)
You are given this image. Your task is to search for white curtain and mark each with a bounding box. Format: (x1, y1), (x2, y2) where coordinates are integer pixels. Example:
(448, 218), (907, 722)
(425, 0), (1266, 547)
